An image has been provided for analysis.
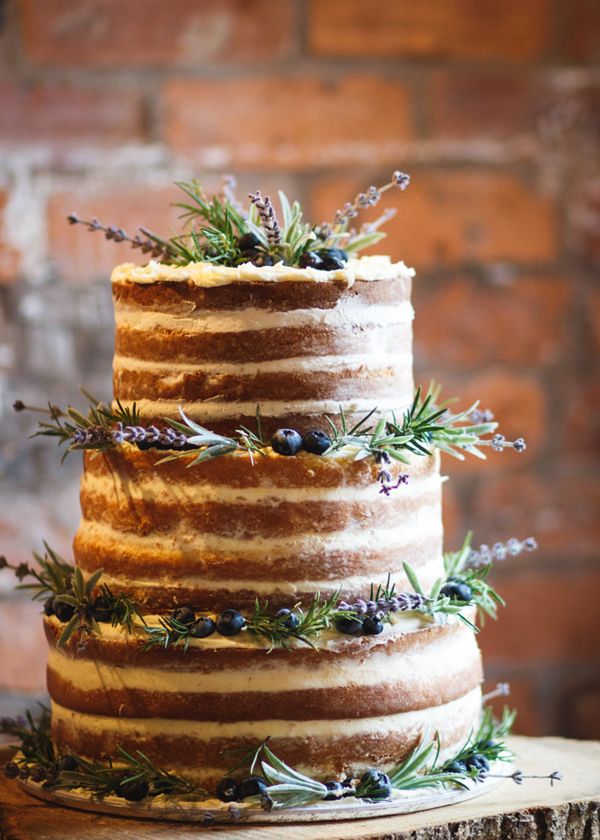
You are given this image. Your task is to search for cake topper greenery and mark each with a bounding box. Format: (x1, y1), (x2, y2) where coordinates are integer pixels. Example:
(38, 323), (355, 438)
(1, 704), (561, 812)
(66, 171), (411, 270)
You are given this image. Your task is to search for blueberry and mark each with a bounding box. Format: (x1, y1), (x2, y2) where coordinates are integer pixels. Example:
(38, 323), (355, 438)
(216, 608), (246, 636)
(359, 769), (392, 800)
(275, 608), (300, 630)
(43, 597), (55, 617)
(299, 250), (324, 269)
(440, 578), (473, 602)
(92, 596), (113, 623)
(465, 753), (490, 772)
(244, 251), (274, 267)
(53, 598), (75, 623)
(335, 615), (363, 636)
(446, 760), (467, 774)
(116, 777), (149, 801)
(18, 765), (30, 779)
(237, 232), (261, 252)
(480, 739), (496, 750)
(171, 606), (196, 626)
(30, 765), (47, 783)
(362, 615), (384, 635)
(271, 429), (303, 456)
(3, 761), (19, 779)
(324, 780), (344, 800)
(216, 777), (240, 802)
(239, 775), (267, 799)
(57, 755), (78, 772)
(302, 430), (331, 455)
(189, 616), (216, 638)
(320, 248), (348, 270)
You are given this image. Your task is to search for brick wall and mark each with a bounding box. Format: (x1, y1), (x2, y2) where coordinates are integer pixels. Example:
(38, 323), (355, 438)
(0, 0), (598, 736)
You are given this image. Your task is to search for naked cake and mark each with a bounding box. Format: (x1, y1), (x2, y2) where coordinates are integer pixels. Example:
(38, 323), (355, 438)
(3, 174), (540, 814)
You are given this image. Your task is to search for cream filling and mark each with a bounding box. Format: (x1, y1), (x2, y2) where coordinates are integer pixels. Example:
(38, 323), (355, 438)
(112, 396), (413, 421)
(96, 565), (442, 598)
(51, 687), (481, 739)
(110, 255), (415, 288)
(112, 351), (412, 377)
(81, 470), (441, 505)
(77, 505), (442, 557)
(48, 630), (478, 694)
(114, 300), (414, 334)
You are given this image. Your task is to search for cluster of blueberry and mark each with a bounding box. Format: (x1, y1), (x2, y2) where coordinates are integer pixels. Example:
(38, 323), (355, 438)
(270, 428), (331, 456)
(42, 593), (109, 624)
(216, 768), (391, 804)
(298, 248), (348, 270)
(446, 751), (491, 777)
(236, 234), (347, 271)
(168, 605), (299, 639)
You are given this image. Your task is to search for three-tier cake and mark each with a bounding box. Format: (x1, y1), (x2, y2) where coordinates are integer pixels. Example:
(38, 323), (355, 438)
(4, 175), (529, 812)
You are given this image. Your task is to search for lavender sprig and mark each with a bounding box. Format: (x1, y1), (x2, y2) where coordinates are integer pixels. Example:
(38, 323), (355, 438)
(466, 537), (538, 569)
(332, 171), (410, 227)
(67, 214), (173, 261)
(248, 191), (281, 247)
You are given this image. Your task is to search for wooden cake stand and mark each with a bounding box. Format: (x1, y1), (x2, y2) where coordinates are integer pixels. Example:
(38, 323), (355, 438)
(0, 736), (598, 839)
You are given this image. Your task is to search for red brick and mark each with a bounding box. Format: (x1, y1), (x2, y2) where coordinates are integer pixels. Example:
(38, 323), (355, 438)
(429, 72), (538, 141)
(567, 175), (600, 268)
(308, 0), (552, 61)
(0, 601), (47, 692)
(473, 474), (600, 558)
(21, 0), (296, 68)
(0, 82), (144, 146)
(564, 0), (600, 62)
(587, 288), (600, 354)
(414, 276), (571, 368)
(563, 377), (600, 463)
(0, 191), (21, 284)
(483, 674), (544, 736)
(479, 570), (600, 664)
(310, 171), (558, 268)
(164, 76), (412, 169)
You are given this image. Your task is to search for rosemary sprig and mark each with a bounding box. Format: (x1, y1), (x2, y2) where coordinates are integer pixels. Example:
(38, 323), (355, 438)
(6, 543), (74, 600)
(0, 705), (55, 770)
(96, 583), (146, 633)
(142, 615), (197, 652)
(53, 565), (104, 647)
(246, 591), (350, 651)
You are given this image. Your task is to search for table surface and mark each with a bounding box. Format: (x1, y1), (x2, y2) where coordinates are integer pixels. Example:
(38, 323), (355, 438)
(0, 736), (599, 839)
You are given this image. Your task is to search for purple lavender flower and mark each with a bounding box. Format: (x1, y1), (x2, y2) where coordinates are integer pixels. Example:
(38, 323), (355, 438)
(467, 537), (538, 569)
(248, 191), (281, 247)
(392, 171), (410, 190)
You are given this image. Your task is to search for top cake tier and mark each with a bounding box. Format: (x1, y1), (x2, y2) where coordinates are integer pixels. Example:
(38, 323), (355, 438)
(112, 255), (415, 435)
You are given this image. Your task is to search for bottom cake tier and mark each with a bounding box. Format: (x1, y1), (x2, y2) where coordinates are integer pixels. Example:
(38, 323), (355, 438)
(45, 613), (483, 789)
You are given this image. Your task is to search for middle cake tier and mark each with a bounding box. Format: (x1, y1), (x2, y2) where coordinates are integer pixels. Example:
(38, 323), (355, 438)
(74, 446), (444, 612)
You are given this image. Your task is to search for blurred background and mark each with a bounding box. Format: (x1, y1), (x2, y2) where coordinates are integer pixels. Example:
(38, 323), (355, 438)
(0, 1), (598, 736)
